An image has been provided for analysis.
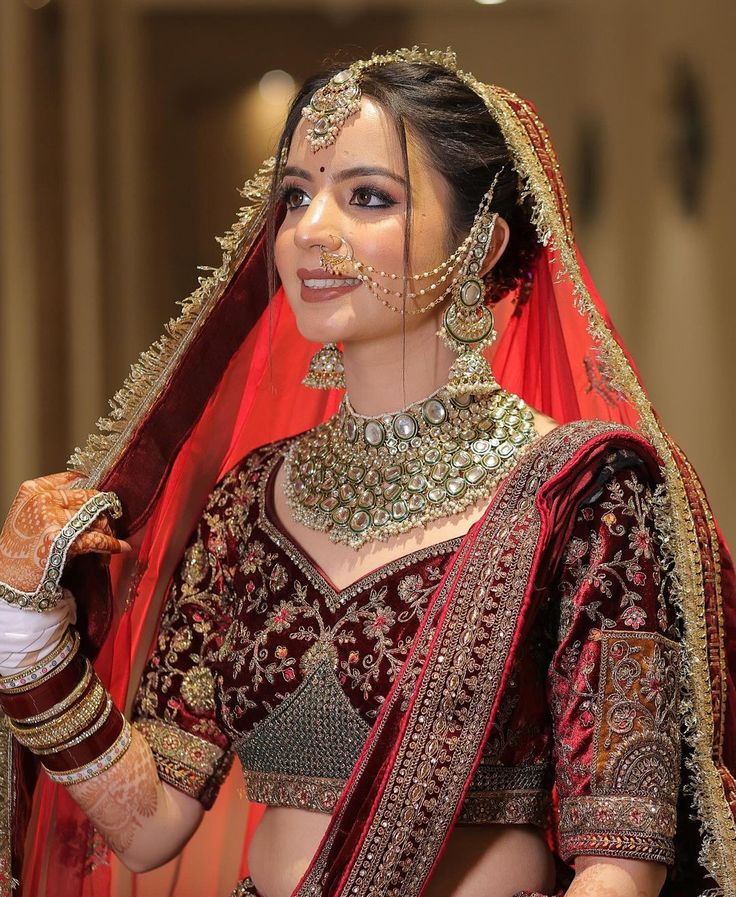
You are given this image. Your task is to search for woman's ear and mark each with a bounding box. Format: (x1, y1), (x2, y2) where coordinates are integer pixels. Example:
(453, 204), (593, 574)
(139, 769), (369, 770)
(478, 215), (510, 278)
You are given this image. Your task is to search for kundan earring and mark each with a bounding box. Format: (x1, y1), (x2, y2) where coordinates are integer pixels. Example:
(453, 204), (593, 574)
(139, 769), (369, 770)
(302, 343), (346, 390)
(439, 210), (500, 398)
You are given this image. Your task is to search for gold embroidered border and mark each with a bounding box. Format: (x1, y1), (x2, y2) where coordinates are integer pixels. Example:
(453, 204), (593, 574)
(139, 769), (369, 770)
(560, 831), (674, 867)
(560, 794), (676, 838)
(672, 443), (728, 762)
(243, 769), (343, 813)
(134, 718), (228, 806)
(0, 722), (16, 897)
(456, 789), (549, 826)
(298, 422), (628, 897)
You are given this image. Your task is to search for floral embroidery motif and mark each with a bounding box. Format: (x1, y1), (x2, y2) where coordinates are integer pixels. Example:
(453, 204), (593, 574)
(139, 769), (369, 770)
(552, 459), (681, 865)
(558, 461), (673, 643)
(594, 631), (680, 796)
(181, 666), (216, 713)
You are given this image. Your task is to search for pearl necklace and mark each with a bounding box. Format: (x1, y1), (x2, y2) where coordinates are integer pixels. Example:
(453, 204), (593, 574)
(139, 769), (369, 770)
(283, 386), (537, 549)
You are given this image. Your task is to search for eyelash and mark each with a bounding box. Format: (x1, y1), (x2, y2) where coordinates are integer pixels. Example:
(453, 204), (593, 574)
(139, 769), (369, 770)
(278, 184), (397, 211)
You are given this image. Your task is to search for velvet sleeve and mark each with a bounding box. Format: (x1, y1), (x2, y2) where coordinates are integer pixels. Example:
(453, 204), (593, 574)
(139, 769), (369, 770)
(547, 450), (681, 866)
(131, 482), (238, 809)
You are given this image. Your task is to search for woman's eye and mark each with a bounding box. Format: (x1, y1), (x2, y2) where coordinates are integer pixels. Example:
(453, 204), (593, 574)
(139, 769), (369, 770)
(281, 187), (309, 210)
(350, 187), (395, 208)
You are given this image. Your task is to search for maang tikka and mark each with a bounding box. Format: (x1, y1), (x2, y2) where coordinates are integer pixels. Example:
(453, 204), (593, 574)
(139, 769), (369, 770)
(301, 48), (457, 152)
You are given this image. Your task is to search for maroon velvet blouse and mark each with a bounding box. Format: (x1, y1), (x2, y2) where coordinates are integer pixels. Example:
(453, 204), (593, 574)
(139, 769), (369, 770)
(133, 437), (681, 866)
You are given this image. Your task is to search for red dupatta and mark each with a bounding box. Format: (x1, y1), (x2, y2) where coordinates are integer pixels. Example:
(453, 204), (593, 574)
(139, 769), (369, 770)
(4, 47), (736, 897)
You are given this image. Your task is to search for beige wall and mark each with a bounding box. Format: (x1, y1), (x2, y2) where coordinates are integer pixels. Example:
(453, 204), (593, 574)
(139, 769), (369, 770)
(1, 0), (734, 549)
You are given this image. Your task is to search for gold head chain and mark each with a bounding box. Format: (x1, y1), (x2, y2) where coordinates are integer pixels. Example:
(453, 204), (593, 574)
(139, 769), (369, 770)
(301, 47), (458, 151)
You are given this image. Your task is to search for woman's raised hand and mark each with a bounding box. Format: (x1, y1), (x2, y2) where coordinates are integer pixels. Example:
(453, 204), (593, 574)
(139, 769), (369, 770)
(0, 472), (130, 612)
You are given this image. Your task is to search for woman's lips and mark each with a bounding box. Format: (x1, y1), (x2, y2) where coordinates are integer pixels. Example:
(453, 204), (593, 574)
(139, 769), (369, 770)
(298, 270), (362, 303)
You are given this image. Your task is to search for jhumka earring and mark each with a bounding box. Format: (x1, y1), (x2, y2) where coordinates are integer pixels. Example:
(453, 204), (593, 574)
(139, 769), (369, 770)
(439, 206), (499, 398)
(302, 343), (346, 390)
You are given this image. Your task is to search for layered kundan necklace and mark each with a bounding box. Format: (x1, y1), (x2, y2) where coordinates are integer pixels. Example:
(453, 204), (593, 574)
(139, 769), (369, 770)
(283, 385), (537, 549)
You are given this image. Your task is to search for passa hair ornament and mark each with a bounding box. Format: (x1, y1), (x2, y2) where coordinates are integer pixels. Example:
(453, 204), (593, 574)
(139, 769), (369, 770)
(301, 47), (458, 152)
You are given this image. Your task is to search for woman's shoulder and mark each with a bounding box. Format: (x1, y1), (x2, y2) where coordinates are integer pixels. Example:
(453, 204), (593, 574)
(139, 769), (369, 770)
(202, 435), (295, 516)
(520, 416), (664, 516)
(532, 415), (660, 470)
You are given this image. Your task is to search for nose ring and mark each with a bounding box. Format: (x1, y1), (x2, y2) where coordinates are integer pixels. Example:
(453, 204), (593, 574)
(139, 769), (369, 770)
(319, 237), (354, 276)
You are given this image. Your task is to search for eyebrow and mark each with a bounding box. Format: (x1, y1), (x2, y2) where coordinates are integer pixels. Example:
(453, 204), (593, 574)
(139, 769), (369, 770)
(282, 165), (407, 187)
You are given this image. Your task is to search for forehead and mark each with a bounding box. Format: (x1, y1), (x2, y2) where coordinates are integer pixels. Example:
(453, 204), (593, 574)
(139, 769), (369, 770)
(287, 96), (404, 170)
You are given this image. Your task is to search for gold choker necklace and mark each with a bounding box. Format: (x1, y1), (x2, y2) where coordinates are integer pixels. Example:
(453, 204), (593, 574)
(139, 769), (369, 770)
(284, 386), (537, 549)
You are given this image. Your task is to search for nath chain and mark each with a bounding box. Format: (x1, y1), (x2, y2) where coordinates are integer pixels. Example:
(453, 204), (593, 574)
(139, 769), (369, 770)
(320, 174), (501, 316)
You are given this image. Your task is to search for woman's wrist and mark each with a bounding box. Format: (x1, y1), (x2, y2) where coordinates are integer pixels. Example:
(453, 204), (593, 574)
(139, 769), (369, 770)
(0, 625), (79, 693)
(0, 588), (77, 676)
(0, 625), (131, 785)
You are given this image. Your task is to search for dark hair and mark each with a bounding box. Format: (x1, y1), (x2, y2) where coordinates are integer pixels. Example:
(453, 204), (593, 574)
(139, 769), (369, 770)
(267, 60), (541, 305)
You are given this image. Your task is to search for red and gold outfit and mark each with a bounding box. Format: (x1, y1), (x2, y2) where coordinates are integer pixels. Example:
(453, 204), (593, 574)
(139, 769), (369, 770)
(8, 49), (736, 897)
(132, 436), (681, 867)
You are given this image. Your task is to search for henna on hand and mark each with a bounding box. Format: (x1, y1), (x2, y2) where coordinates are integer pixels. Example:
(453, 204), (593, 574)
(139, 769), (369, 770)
(69, 727), (160, 853)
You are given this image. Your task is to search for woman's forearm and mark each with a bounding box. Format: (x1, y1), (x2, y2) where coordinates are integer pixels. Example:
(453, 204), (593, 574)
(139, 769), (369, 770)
(67, 727), (205, 873)
(568, 858), (667, 897)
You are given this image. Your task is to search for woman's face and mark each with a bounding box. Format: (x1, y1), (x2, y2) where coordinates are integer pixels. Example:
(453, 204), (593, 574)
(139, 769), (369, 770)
(274, 96), (459, 346)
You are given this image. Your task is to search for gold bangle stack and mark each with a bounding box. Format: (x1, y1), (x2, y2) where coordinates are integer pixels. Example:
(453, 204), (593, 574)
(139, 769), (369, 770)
(35, 695), (114, 755)
(0, 626), (131, 785)
(43, 719), (133, 786)
(8, 679), (106, 752)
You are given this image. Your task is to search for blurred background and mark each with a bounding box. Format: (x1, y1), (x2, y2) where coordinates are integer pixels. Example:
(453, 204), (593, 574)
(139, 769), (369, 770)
(1, 1), (735, 531)
(0, 0), (734, 891)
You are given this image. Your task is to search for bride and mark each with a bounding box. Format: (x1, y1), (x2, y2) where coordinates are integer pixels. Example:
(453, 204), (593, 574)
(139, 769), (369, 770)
(0, 47), (734, 897)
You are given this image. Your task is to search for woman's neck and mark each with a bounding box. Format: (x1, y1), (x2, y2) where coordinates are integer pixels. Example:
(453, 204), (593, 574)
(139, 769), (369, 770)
(341, 312), (455, 416)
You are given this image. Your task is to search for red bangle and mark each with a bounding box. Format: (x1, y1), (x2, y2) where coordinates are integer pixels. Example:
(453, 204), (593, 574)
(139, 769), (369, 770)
(0, 652), (87, 721)
(42, 707), (126, 773)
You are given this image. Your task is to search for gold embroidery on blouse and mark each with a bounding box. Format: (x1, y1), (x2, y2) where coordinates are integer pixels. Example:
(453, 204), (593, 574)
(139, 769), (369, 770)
(593, 630), (680, 806)
(181, 666), (217, 714)
(298, 422), (628, 897)
(134, 718), (228, 802)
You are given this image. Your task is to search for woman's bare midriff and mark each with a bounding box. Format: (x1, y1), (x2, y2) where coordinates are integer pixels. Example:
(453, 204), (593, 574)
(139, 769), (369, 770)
(248, 806), (557, 897)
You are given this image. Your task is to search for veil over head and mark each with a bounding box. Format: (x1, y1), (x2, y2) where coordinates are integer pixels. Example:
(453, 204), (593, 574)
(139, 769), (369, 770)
(4, 46), (735, 897)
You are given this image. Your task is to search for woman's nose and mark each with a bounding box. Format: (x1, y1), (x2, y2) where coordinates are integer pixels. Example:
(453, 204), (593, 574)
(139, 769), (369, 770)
(293, 196), (342, 251)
